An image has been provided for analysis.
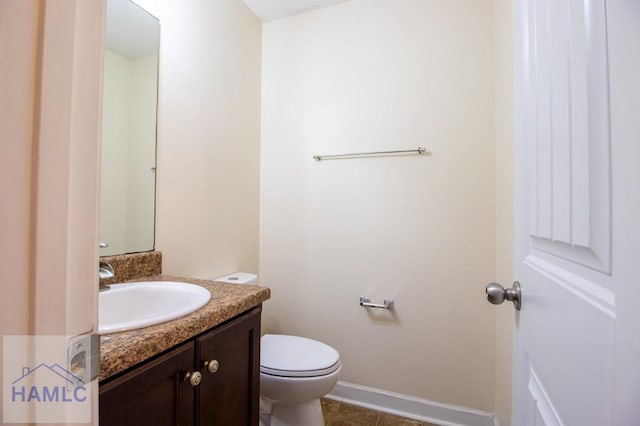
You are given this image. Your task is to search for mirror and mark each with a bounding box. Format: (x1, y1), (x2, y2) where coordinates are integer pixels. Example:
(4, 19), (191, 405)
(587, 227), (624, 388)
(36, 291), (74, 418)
(100, 0), (159, 256)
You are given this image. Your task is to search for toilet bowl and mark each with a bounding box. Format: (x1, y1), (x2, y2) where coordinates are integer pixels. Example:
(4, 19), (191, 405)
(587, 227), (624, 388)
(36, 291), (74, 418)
(260, 334), (341, 426)
(212, 273), (341, 426)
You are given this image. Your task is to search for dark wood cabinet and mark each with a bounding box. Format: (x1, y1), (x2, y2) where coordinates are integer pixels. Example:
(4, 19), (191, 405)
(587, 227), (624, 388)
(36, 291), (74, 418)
(100, 306), (261, 426)
(195, 307), (260, 425)
(99, 342), (195, 426)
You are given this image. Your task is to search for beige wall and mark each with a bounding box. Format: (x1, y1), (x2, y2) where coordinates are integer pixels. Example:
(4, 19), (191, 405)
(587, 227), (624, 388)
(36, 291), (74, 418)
(260, 0), (497, 412)
(493, 0), (514, 424)
(154, 0), (262, 278)
(139, 0), (514, 417)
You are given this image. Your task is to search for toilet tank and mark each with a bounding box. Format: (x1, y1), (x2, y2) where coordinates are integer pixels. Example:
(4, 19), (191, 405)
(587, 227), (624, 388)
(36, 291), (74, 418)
(213, 272), (258, 285)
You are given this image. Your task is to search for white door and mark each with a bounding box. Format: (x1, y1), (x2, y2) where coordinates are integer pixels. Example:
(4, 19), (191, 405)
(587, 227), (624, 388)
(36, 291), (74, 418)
(511, 0), (640, 425)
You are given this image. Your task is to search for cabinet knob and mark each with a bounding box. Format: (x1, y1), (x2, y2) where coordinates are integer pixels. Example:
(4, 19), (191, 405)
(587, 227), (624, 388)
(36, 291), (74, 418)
(204, 360), (220, 374)
(184, 371), (202, 387)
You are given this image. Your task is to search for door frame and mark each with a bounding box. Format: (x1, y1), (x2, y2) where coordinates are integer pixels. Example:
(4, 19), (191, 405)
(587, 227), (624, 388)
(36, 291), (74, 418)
(0, 0), (105, 424)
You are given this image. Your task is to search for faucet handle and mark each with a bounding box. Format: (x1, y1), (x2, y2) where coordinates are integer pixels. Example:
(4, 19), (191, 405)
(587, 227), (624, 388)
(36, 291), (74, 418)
(98, 242), (109, 248)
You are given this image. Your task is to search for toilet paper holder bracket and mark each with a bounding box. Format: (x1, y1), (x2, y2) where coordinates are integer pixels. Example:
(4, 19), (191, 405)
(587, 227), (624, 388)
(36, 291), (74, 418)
(359, 297), (394, 310)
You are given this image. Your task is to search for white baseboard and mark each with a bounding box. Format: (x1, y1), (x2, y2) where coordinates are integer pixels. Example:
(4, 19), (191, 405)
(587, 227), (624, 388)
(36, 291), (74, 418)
(325, 381), (498, 426)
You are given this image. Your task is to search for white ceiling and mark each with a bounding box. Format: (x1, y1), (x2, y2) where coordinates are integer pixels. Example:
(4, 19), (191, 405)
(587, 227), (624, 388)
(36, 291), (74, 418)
(105, 0), (159, 59)
(243, 0), (346, 21)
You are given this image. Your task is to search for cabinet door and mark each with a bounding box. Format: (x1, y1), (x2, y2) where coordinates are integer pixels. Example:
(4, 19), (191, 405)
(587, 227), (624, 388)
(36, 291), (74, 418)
(196, 306), (261, 426)
(100, 342), (195, 426)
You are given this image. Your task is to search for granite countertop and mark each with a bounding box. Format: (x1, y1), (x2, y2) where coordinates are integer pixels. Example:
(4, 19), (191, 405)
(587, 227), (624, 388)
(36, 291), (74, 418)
(99, 275), (270, 381)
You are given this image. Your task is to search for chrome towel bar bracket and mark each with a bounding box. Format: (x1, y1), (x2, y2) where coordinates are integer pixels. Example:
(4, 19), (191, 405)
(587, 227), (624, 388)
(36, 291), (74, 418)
(360, 297), (394, 310)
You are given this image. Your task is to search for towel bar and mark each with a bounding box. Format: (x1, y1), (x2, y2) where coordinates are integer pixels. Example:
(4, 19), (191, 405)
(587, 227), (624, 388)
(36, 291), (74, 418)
(313, 147), (427, 161)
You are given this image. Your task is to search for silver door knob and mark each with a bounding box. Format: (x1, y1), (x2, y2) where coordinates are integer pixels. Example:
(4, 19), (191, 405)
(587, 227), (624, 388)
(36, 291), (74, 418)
(485, 281), (521, 310)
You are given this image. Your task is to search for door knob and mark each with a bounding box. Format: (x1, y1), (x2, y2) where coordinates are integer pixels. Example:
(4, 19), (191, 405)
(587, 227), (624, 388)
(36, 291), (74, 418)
(485, 281), (521, 310)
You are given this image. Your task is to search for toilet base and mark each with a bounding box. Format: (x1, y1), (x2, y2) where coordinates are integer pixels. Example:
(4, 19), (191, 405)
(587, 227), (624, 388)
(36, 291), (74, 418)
(263, 399), (325, 426)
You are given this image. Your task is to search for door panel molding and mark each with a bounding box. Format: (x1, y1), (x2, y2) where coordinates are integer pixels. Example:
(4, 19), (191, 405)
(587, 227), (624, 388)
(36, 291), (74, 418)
(524, 254), (614, 318)
(526, 364), (565, 426)
(523, 0), (611, 274)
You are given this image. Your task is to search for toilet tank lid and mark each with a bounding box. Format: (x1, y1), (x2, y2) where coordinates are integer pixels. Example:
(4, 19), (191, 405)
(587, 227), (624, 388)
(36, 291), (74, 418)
(213, 272), (257, 284)
(261, 334), (340, 374)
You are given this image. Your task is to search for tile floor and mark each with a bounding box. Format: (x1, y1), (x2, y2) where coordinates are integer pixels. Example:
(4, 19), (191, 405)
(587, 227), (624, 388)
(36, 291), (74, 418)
(321, 399), (439, 426)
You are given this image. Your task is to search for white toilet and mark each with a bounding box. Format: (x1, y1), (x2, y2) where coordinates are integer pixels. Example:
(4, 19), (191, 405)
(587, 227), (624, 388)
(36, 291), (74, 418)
(260, 334), (341, 426)
(213, 273), (341, 426)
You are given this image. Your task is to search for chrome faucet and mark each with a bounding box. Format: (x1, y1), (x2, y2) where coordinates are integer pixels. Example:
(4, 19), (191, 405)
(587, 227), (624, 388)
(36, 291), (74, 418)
(99, 261), (115, 280)
(98, 242), (114, 290)
(99, 261), (114, 292)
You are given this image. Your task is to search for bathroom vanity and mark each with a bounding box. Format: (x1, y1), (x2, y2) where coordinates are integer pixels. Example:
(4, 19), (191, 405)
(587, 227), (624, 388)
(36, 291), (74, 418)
(98, 276), (270, 426)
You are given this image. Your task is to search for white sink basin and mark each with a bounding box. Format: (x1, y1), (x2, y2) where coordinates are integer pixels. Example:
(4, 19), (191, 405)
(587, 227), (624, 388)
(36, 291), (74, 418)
(99, 281), (211, 335)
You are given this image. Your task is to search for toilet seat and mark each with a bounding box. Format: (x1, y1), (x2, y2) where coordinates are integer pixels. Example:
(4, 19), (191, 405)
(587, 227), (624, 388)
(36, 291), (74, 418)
(261, 334), (341, 378)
